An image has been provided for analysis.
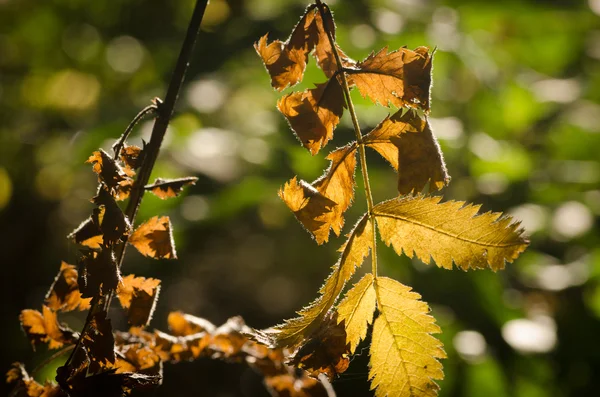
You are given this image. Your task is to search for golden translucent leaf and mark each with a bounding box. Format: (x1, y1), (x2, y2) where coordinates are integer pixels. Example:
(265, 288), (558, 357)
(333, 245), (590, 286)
(351, 46), (432, 111)
(45, 261), (91, 312)
(117, 275), (161, 327)
(119, 143), (144, 171)
(369, 277), (445, 397)
(145, 177), (198, 200)
(311, 3), (355, 78)
(278, 80), (345, 155)
(87, 149), (130, 191)
(68, 218), (103, 249)
(91, 188), (131, 244)
(280, 144), (357, 244)
(20, 306), (76, 350)
(336, 273), (376, 353)
(254, 5), (319, 91)
(129, 216), (177, 259)
(168, 311), (216, 336)
(364, 110), (449, 194)
(374, 196), (529, 270)
(81, 311), (116, 372)
(266, 215), (373, 348)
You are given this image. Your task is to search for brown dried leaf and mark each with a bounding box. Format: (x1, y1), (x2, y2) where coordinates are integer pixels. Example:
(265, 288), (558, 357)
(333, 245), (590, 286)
(45, 262), (91, 312)
(87, 149), (129, 191)
(119, 144), (145, 171)
(117, 275), (161, 327)
(153, 330), (210, 362)
(82, 311), (116, 373)
(91, 188), (131, 244)
(20, 306), (76, 350)
(68, 218), (103, 249)
(278, 79), (345, 155)
(351, 46), (432, 111)
(113, 343), (162, 374)
(145, 177), (198, 200)
(129, 216), (177, 259)
(77, 248), (121, 298)
(168, 311), (216, 337)
(364, 110), (449, 194)
(265, 373), (331, 397)
(254, 5), (318, 91)
(6, 362), (65, 397)
(288, 312), (350, 380)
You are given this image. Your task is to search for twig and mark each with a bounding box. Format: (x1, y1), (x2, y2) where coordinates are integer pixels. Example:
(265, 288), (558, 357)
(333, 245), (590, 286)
(112, 104), (157, 160)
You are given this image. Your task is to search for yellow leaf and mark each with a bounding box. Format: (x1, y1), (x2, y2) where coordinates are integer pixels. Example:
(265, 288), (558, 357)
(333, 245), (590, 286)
(117, 275), (161, 327)
(336, 273), (376, 353)
(374, 195), (529, 270)
(266, 214), (373, 347)
(280, 143), (357, 244)
(369, 277), (445, 397)
(364, 111), (449, 194)
(19, 306), (76, 350)
(129, 216), (177, 259)
(277, 79), (345, 155)
(45, 261), (91, 312)
(350, 46), (432, 111)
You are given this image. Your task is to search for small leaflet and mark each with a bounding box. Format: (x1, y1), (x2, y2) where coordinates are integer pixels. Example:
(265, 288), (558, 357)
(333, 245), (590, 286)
(336, 273), (377, 353)
(19, 306), (76, 350)
(117, 275), (161, 327)
(128, 216), (177, 260)
(87, 149), (130, 191)
(119, 143), (145, 171)
(277, 80), (345, 155)
(68, 218), (103, 249)
(91, 188), (132, 244)
(145, 177), (198, 200)
(45, 261), (91, 312)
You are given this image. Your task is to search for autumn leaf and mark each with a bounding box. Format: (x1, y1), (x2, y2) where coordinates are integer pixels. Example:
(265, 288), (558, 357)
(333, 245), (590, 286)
(45, 261), (91, 312)
(117, 275), (161, 327)
(265, 214), (373, 348)
(6, 362), (64, 397)
(20, 306), (76, 350)
(114, 343), (161, 374)
(369, 277), (445, 397)
(145, 177), (198, 200)
(278, 79), (345, 155)
(168, 311), (216, 336)
(129, 216), (177, 259)
(81, 311), (116, 373)
(153, 330), (210, 362)
(364, 110), (449, 194)
(288, 312), (350, 380)
(68, 218), (103, 249)
(280, 143), (357, 244)
(311, 3), (355, 78)
(91, 188), (131, 244)
(87, 149), (130, 192)
(119, 143), (145, 171)
(349, 46), (432, 111)
(78, 248), (121, 298)
(255, 4), (319, 91)
(336, 273), (377, 353)
(265, 373), (330, 397)
(374, 195), (529, 270)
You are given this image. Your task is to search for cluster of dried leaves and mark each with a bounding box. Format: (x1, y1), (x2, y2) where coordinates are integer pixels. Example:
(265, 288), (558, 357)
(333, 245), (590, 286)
(255, 1), (529, 396)
(9, 118), (324, 395)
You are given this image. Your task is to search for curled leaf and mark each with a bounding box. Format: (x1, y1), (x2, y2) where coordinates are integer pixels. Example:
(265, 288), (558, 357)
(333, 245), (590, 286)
(278, 79), (345, 155)
(20, 306), (76, 350)
(45, 261), (91, 312)
(91, 188), (131, 244)
(69, 218), (103, 249)
(87, 149), (130, 192)
(145, 177), (198, 200)
(128, 216), (177, 259)
(78, 248), (121, 298)
(350, 46), (432, 111)
(369, 277), (445, 397)
(374, 195), (529, 270)
(119, 143), (145, 171)
(117, 275), (161, 327)
(168, 311), (216, 337)
(364, 110), (449, 194)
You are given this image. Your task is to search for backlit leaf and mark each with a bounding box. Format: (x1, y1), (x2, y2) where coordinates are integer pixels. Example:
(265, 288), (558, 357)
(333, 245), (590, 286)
(364, 110), (449, 194)
(119, 144), (145, 171)
(81, 311), (116, 373)
(68, 218), (103, 249)
(91, 188), (131, 244)
(336, 273), (376, 353)
(350, 46), (432, 111)
(117, 275), (161, 327)
(374, 195), (529, 270)
(369, 277), (445, 397)
(129, 216), (177, 259)
(45, 261), (91, 312)
(87, 149), (129, 192)
(168, 311), (216, 336)
(77, 248), (121, 298)
(6, 362), (64, 397)
(265, 214), (373, 348)
(278, 79), (345, 155)
(280, 143), (357, 244)
(254, 4), (319, 91)
(311, 3), (355, 78)
(145, 177), (198, 200)
(20, 306), (76, 350)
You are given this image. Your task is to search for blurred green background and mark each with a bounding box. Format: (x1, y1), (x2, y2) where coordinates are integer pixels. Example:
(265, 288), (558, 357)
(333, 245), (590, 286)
(1, 0), (600, 396)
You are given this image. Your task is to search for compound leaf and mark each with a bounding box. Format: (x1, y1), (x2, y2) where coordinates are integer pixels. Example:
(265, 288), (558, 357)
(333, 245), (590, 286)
(369, 277), (445, 397)
(364, 110), (449, 194)
(374, 196), (529, 271)
(336, 273), (376, 354)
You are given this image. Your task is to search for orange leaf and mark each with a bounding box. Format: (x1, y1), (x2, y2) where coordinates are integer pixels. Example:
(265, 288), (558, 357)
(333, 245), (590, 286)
(87, 149), (130, 191)
(167, 311), (216, 337)
(78, 248), (121, 298)
(364, 110), (449, 194)
(20, 306), (76, 350)
(69, 218), (103, 249)
(91, 188), (132, 244)
(119, 143), (145, 171)
(350, 46), (432, 111)
(81, 311), (116, 372)
(254, 5), (319, 91)
(45, 261), (91, 312)
(145, 177), (198, 200)
(129, 216), (177, 259)
(117, 275), (161, 327)
(278, 80), (345, 155)
(312, 3), (355, 78)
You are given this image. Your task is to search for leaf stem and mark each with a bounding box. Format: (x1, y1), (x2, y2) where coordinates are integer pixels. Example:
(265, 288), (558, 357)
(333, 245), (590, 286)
(315, 0), (378, 277)
(112, 103), (157, 160)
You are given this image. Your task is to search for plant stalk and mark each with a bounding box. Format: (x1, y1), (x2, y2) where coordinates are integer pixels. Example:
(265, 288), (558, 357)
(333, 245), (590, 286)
(315, 0), (378, 277)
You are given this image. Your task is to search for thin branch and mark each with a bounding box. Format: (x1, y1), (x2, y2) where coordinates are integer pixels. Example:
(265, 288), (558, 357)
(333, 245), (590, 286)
(315, 0), (379, 277)
(112, 104), (157, 160)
